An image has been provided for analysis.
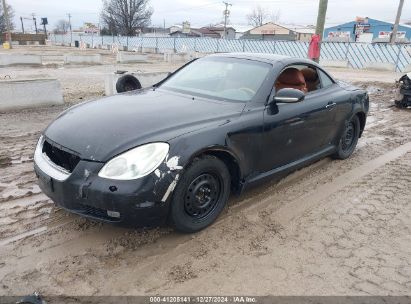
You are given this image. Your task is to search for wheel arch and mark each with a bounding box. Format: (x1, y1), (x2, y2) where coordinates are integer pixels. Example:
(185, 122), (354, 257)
(186, 146), (243, 195)
(355, 111), (366, 138)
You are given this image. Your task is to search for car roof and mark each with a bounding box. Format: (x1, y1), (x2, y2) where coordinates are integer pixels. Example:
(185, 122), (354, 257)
(208, 52), (319, 67)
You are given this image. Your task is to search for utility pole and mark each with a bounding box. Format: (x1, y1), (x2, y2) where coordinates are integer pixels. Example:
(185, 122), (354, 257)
(67, 13), (73, 43)
(32, 13), (38, 34)
(391, 0), (405, 44)
(2, 0), (12, 48)
(314, 0), (328, 62)
(222, 2), (232, 39)
(20, 16), (25, 34)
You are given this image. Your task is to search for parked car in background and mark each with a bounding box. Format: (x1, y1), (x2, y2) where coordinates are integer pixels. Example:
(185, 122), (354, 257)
(34, 53), (369, 233)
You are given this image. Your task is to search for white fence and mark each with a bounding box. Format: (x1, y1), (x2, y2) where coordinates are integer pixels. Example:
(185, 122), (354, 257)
(50, 34), (411, 72)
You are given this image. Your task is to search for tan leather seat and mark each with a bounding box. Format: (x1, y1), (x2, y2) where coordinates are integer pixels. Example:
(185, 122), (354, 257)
(301, 68), (320, 92)
(275, 68), (307, 93)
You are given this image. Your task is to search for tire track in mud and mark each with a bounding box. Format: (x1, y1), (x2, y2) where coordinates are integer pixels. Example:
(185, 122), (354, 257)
(1, 140), (410, 296)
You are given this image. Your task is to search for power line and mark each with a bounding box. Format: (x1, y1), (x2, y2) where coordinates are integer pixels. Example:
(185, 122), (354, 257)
(223, 2), (232, 39)
(31, 13), (38, 34)
(67, 13), (73, 43)
(391, 0), (405, 44)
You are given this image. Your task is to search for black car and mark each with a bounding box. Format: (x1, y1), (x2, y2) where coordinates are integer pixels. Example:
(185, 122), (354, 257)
(34, 53), (369, 233)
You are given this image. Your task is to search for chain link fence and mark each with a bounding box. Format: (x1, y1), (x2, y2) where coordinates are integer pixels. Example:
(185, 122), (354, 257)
(50, 34), (411, 72)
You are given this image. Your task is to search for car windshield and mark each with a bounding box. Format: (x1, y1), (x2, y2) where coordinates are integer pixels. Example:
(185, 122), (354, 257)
(161, 57), (271, 102)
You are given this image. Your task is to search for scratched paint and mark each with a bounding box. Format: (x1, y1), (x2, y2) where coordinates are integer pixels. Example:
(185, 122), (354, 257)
(161, 174), (180, 202)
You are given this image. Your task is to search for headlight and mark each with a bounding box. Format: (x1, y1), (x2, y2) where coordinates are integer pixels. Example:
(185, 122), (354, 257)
(98, 143), (169, 180)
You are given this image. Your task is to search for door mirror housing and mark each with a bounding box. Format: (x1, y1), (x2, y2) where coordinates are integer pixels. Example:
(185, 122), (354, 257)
(272, 88), (305, 104)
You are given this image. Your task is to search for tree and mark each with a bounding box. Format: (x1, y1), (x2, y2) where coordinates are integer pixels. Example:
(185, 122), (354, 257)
(101, 0), (153, 36)
(270, 10), (281, 23)
(54, 19), (70, 34)
(247, 5), (269, 27)
(0, 2), (15, 33)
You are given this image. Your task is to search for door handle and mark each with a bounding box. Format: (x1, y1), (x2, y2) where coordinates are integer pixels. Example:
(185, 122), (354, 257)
(326, 102), (337, 109)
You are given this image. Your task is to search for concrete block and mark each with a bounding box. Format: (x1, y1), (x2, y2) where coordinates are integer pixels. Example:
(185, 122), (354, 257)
(105, 72), (169, 96)
(363, 62), (396, 72)
(164, 52), (195, 63)
(0, 79), (64, 111)
(116, 52), (148, 63)
(0, 54), (42, 66)
(141, 47), (158, 54)
(320, 59), (349, 68)
(64, 54), (102, 65)
(403, 64), (411, 73)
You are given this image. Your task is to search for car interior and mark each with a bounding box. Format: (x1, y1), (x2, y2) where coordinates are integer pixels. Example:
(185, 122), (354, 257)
(275, 65), (321, 94)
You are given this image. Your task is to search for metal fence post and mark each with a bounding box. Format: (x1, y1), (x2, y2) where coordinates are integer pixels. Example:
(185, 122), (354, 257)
(126, 36), (129, 49)
(156, 37), (159, 53)
(194, 38), (197, 52)
(395, 44), (402, 72)
(272, 41), (276, 54)
(173, 38), (176, 53)
(242, 40), (245, 52)
(345, 42), (351, 67)
(217, 39), (220, 53)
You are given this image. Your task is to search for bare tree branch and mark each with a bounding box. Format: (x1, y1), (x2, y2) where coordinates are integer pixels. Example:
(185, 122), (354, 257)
(247, 5), (269, 27)
(0, 2), (15, 33)
(101, 0), (153, 36)
(54, 19), (70, 34)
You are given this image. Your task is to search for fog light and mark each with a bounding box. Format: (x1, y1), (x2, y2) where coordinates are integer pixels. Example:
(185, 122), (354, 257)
(107, 210), (120, 218)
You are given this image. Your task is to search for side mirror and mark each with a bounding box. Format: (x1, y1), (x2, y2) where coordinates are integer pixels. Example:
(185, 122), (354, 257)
(272, 88), (305, 104)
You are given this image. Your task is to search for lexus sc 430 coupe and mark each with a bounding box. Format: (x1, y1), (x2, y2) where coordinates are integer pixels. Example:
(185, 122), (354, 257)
(34, 53), (369, 233)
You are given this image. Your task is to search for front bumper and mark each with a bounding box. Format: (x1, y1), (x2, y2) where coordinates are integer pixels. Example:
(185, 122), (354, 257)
(34, 157), (178, 228)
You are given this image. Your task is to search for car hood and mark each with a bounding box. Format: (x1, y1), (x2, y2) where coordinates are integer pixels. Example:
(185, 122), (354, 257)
(44, 89), (244, 162)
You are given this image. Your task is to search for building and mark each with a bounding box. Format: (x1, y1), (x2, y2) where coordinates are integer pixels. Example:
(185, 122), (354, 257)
(169, 25), (235, 39)
(324, 17), (411, 43)
(240, 22), (314, 41)
(205, 25), (236, 39)
(232, 25), (254, 39)
(287, 26), (316, 42)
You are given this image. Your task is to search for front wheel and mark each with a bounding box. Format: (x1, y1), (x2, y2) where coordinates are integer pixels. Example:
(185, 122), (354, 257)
(333, 115), (360, 160)
(169, 156), (231, 233)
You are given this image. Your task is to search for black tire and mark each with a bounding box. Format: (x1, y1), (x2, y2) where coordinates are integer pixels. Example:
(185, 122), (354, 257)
(169, 156), (231, 233)
(395, 99), (409, 109)
(116, 75), (141, 93)
(333, 115), (360, 160)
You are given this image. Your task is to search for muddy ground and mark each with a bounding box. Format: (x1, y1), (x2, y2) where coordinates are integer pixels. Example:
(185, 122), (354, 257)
(0, 46), (410, 299)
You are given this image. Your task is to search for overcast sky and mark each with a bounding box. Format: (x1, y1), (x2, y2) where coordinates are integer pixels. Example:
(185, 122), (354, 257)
(8, 0), (411, 30)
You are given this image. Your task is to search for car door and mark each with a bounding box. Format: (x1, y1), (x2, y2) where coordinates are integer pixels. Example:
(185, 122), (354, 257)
(261, 66), (336, 172)
(297, 78), (338, 156)
(316, 69), (352, 147)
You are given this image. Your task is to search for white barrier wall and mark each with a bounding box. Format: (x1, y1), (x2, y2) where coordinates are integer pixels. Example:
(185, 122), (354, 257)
(0, 54), (42, 66)
(64, 54), (102, 65)
(116, 52), (149, 63)
(320, 59), (349, 68)
(363, 62), (396, 72)
(0, 79), (64, 111)
(105, 72), (169, 96)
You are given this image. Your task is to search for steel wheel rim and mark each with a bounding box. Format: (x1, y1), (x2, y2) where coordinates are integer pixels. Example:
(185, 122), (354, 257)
(184, 173), (222, 219)
(342, 122), (355, 151)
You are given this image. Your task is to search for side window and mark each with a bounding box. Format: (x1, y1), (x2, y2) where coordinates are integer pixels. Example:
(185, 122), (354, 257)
(318, 70), (334, 89)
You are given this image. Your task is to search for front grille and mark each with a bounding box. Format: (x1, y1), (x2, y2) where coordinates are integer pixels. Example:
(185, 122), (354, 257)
(80, 205), (121, 222)
(42, 140), (80, 173)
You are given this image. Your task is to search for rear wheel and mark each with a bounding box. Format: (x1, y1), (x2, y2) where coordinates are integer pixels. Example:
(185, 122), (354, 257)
(169, 156), (230, 233)
(333, 115), (360, 160)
